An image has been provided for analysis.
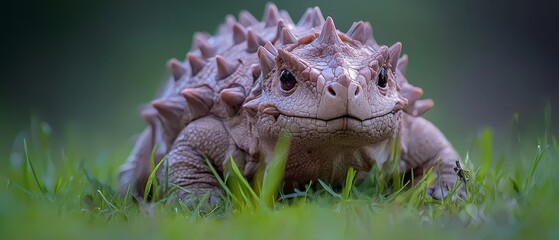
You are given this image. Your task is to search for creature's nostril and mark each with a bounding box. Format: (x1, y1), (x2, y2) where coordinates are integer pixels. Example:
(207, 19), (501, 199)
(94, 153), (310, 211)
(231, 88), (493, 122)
(327, 85), (336, 96)
(354, 86), (360, 96)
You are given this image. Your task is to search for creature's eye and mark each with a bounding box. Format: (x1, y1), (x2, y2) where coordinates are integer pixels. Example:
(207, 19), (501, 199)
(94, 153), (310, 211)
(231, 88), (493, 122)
(280, 69), (297, 91)
(377, 67), (387, 88)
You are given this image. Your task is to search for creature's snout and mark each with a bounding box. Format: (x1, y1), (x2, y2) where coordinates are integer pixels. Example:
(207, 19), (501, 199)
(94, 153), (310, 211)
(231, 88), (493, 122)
(317, 75), (370, 120)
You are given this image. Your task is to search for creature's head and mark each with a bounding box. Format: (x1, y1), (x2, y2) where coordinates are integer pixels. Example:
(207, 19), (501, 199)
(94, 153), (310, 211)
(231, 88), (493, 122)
(245, 16), (407, 147)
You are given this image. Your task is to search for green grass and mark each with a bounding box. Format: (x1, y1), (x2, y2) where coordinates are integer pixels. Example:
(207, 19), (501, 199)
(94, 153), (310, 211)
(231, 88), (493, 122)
(1, 114), (558, 240)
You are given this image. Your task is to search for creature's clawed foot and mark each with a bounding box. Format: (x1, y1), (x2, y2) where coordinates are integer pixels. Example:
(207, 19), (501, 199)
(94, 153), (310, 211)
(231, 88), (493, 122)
(426, 181), (465, 201)
(175, 187), (223, 211)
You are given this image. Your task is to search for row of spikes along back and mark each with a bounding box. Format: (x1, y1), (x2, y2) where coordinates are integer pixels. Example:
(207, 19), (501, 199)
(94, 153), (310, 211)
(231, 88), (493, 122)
(140, 3), (432, 154)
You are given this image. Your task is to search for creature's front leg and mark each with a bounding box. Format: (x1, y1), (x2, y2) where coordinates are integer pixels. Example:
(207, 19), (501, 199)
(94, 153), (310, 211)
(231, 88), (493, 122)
(163, 116), (232, 206)
(400, 114), (464, 200)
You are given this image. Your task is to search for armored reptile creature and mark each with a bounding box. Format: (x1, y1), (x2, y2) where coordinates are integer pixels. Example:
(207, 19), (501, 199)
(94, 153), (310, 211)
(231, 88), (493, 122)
(118, 4), (463, 203)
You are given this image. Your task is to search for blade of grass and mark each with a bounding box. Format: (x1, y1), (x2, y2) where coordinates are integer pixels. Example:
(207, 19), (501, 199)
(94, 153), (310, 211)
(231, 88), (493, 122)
(146, 145), (159, 199)
(143, 155), (167, 202)
(447, 179), (462, 202)
(235, 181), (254, 210)
(82, 168), (115, 196)
(176, 198), (193, 216)
(23, 139), (47, 193)
(260, 130), (290, 208)
(476, 129), (493, 181)
(342, 167), (356, 200)
(407, 169), (434, 207)
(97, 190), (128, 220)
(164, 153), (170, 195)
(21, 147), (30, 190)
(120, 184), (132, 207)
(53, 177), (64, 194)
(524, 144), (546, 190)
(318, 179), (342, 199)
(229, 156), (259, 201)
(206, 158), (236, 203)
(3, 178), (33, 196)
(390, 139), (402, 191)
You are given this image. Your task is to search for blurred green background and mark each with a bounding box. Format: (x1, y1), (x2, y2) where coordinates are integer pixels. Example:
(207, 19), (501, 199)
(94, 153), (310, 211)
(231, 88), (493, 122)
(1, 0), (557, 162)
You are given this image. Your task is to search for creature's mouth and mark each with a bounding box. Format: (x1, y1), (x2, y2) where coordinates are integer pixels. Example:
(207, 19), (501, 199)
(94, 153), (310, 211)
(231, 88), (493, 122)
(312, 113), (392, 122)
(255, 106), (400, 142)
(276, 111), (397, 129)
(264, 108), (395, 122)
(280, 114), (386, 124)
(263, 111), (399, 143)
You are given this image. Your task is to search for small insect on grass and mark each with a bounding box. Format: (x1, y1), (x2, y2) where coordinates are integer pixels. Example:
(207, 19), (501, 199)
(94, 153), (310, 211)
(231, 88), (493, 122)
(453, 160), (470, 184)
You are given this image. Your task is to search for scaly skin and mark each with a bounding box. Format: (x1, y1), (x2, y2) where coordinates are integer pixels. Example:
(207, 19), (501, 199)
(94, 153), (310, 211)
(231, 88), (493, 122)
(118, 4), (463, 203)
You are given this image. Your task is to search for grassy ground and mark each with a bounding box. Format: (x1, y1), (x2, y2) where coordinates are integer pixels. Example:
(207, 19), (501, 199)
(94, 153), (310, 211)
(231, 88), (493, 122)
(1, 111), (558, 240)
